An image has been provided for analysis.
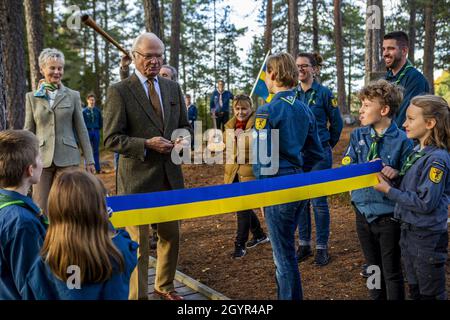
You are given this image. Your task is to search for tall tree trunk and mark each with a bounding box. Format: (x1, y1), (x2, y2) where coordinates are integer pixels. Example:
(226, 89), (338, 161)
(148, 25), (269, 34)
(40, 0), (46, 21)
(160, 0), (166, 60)
(92, 0), (101, 103)
(287, 0), (299, 58)
(0, 38), (7, 130)
(213, 0), (217, 82)
(103, 0), (110, 105)
(347, 36), (352, 110)
(312, 0), (319, 53)
(169, 0), (181, 71)
(50, 0), (54, 36)
(143, 0), (162, 38)
(407, 0), (416, 64)
(423, 1), (435, 93)
(0, 0), (27, 129)
(24, 0), (44, 91)
(364, 0), (385, 84)
(181, 34), (186, 92)
(333, 0), (348, 115)
(264, 0), (272, 54)
(371, 0), (384, 72)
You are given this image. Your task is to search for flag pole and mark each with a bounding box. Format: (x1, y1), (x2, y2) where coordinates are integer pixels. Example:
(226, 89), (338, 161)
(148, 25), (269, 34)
(250, 50), (271, 99)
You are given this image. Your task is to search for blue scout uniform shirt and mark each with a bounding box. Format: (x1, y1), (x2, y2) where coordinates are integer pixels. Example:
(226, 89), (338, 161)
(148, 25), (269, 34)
(210, 89), (234, 113)
(387, 145), (450, 231)
(295, 81), (343, 148)
(22, 229), (138, 300)
(342, 122), (413, 222)
(253, 90), (324, 179)
(187, 104), (198, 122)
(0, 189), (47, 300)
(385, 60), (430, 128)
(82, 106), (103, 130)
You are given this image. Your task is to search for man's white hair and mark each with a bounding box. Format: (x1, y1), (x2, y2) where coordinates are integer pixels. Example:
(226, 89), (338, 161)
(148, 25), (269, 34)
(38, 48), (65, 68)
(130, 32), (165, 58)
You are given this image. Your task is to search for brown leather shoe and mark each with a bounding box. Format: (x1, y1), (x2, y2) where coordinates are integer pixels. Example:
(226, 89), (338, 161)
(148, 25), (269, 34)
(153, 289), (184, 300)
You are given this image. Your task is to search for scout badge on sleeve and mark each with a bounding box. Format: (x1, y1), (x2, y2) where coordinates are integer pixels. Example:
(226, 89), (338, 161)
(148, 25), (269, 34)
(255, 116), (267, 130)
(429, 166), (444, 184)
(331, 97), (338, 108)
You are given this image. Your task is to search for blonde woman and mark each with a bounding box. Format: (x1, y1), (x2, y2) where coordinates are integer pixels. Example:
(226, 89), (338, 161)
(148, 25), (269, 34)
(24, 48), (95, 215)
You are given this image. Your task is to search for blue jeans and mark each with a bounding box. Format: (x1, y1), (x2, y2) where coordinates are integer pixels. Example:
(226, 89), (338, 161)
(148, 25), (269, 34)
(88, 129), (101, 172)
(298, 145), (332, 249)
(264, 167), (306, 300)
(265, 200), (307, 300)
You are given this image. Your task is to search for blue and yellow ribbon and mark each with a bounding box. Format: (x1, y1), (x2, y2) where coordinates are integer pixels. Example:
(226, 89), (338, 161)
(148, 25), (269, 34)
(107, 161), (382, 228)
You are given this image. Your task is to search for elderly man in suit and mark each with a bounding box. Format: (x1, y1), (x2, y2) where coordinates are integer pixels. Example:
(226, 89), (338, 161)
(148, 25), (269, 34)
(25, 48), (95, 214)
(103, 33), (191, 300)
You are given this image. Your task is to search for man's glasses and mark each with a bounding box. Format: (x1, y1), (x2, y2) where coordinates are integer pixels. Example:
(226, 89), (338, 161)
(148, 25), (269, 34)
(133, 51), (163, 61)
(297, 64), (312, 70)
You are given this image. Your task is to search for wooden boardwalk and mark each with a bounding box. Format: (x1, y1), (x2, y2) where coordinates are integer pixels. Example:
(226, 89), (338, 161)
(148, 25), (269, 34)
(147, 257), (230, 300)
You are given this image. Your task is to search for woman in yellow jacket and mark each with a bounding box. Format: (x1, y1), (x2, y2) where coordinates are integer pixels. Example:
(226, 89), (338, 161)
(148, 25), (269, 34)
(223, 94), (269, 259)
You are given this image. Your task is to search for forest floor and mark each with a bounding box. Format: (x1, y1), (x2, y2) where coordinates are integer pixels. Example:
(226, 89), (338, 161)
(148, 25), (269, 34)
(97, 126), (450, 300)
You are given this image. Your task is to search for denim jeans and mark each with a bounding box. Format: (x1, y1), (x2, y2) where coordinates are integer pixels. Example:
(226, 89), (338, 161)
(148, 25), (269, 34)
(263, 166), (306, 300)
(298, 145), (332, 249)
(265, 200), (307, 300)
(88, 129), (101, 172)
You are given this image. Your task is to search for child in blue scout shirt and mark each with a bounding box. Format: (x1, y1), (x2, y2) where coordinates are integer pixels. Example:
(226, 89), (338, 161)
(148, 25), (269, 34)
(0, 130), (46, 300)
(342, 80), (413, 300)
(82, 93), (103, 173)
(22, 170), (138, 300)
(374, 95), (450, 300)
(295, 52), (343, 266)
(253, 52), (323, 300)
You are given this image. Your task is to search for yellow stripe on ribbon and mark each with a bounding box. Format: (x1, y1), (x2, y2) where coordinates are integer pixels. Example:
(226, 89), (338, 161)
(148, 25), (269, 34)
(108, 162), (381, 228)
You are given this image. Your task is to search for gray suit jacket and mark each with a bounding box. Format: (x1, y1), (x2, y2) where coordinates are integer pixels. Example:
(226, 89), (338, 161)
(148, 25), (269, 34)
(24, 84), (94, 168)
(103, 74), (192, 195)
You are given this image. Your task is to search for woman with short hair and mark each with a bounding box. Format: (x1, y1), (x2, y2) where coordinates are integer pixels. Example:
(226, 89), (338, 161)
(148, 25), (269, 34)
(24, 48), (95, 214)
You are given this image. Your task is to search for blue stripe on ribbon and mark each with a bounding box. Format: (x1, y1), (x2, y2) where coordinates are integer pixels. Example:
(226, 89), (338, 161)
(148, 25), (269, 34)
(107, 160), (382, 211)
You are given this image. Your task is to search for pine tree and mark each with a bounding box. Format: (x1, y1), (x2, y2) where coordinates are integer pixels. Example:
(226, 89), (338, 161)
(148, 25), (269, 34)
(24, 0), (44, 91)
(0, 0), (27, 129)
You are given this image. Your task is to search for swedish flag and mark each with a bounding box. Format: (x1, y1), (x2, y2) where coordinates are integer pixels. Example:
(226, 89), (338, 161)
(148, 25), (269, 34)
(250, 51), (273, 103)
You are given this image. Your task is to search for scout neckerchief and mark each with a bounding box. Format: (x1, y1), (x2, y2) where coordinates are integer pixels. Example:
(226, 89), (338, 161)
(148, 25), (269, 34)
(87, 107), (95, 124)
(0, 193), (49, 228)
(296, 85), (316, 107)
(399, 148), (426, 176)
(34, 82), (58, 99)
(366, 130), (384, 161)
(393, 61), (413, 85)
(307, 89), (316, 107)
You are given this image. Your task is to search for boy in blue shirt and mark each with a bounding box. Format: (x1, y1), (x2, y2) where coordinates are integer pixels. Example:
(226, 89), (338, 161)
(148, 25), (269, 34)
(83, 93), (103, 173)
(0, 130), (46, 299)
(253, 52), (323, 300)
(342, 80), (413, 300)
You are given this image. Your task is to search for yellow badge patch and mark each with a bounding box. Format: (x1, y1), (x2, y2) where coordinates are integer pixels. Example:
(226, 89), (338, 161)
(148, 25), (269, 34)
(331, 98), (338, 108)
(255, 118), (267, 130)
(342, 156), (352, 165)
(429, 166), (443, 184)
